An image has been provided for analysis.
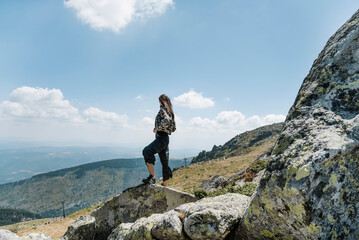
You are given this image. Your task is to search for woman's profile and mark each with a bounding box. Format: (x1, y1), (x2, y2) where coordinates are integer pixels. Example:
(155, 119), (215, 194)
(142, 94), (176, 186)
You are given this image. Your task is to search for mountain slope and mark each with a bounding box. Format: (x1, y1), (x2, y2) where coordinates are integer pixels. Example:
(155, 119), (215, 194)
(191, 122), (284, 164)
(0, 158), (186, 218)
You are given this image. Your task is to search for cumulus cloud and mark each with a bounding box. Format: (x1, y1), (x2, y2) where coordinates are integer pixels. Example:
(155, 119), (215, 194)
(135, 95), (143, 101)
(83, 107), (128, 125)
(64, 0), (174, 33)
(173, 90), (215, 109)
(190, 111), (286, 131)
(0, 86), (128, 128)
(142, 116), (154, 125)
(0, 86), (79, 121)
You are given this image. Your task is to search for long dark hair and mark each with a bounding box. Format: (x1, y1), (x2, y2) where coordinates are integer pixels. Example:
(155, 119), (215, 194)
(159, 94), (175, 120)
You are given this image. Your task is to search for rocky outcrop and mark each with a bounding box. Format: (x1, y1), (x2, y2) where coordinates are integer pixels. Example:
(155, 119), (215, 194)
(0, 230), (52, 240)
(62, 184), (197, 240)
(199, 175), (226, 191)
(239, 9), (359, 239)
(191, 122), (284, 164)
(0, 229), (19, 240)
(110, 193), (250, 240)
(151, 210), (187, 240)
(61, 215), (95, 240)
(20, 233), (52, 240)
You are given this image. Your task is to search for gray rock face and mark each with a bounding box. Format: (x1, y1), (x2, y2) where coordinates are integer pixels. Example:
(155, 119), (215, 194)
(199, 175), (226, 191)
(0, 229), (19, 240)
(178, 193), (250, 240)
(109, 193), (250, 240)
(151, 210), (187, 240)
(108, 214), (163, 240)
(0, 231), (52, 240)
(62, 184), (196, 240)
(239, 9), (359, 240)
(61, 215), (95, 240)
(20, 233), (52, 240)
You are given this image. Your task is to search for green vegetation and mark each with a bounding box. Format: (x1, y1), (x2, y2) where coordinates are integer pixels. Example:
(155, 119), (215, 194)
(193, 183), (257, 199)
(247, 159), (268, 173)
(0, 209), (42, 226)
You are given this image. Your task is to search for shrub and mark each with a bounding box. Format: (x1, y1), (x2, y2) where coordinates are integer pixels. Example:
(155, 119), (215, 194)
(232, 183), (257, 196)
(243, 171), (255, 182)
(247, 160), (267, 173)
(193, 188), (207, 199)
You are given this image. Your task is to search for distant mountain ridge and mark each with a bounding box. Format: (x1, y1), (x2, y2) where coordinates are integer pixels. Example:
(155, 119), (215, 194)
(191, 122), (284, 164)
(0, 158), (186, 218)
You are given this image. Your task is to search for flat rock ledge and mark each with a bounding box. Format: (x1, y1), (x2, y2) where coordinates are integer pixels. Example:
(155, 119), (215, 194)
(61, 184), (197, 240)
(110, 193), (251, 240)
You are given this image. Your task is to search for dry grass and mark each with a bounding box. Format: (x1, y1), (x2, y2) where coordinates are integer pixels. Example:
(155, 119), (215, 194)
(1, 202), (104, 240)
(1, 218), (53, 233)
(167, 138), (276, 193)
(15, 218), (75, 240)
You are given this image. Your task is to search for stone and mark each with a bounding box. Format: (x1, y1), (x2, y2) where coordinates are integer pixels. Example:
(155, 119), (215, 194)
(176, 193), (250, 240)
(151, 210), (188, 240)
(61, 215), (95, 240)
(62, 184), (196, 240)
(108, 214), (163, 240)
(20, 233), (52, 240)
(239, 9), (359, 240)
(199, 175), (226, 191)
(0, 229), (20, 240)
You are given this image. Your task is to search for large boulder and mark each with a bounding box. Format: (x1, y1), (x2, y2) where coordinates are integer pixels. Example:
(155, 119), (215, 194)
(62, 184), (196, 240)
(0, 230), (52, 240)
(177, 193), (250, 240)
(108, 214), (163, 240)
(109, 193), (250, 240)
(199, 175), (226, 191)
(151, 210), (188, 240)
(20, 233), (52, 240)
(61, 215), (95, 240)
(0, 229), (19, 240)
(239, 9), (359, 239)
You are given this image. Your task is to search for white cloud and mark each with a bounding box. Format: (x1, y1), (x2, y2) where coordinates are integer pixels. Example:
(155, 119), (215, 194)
(141, 116), (154, 125)
(174, 90), (215, 109)
(83, 107), (128, 125)
(0, 87), (286, 150)
(64, 0), (174, 33)
(0, 86), (129, 127)
(190, 111), (286, 131)
(135, 95), (143, 101)
(0, 86), (79, 121)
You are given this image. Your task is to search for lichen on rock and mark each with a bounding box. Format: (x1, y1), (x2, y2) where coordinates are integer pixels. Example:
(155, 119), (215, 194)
(239, 9), (359, 240)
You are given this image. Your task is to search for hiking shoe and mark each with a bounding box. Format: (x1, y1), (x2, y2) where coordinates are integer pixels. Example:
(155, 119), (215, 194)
(142, 175), (156, 184)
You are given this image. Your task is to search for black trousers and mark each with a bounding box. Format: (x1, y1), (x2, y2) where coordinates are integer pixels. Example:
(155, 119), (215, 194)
(142, 131), (172, 181)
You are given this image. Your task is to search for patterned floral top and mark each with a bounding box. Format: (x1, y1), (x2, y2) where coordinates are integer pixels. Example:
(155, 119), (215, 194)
(154, 105), (176, 135)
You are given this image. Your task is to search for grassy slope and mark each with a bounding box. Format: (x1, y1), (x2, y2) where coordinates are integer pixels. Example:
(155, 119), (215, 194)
(1, 137), (277, 239)
(167, 137), (276, 192)
(0, 202), (104, 240)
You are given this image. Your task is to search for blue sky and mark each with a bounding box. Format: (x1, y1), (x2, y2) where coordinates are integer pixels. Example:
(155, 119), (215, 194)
(0, 1), (358, 150)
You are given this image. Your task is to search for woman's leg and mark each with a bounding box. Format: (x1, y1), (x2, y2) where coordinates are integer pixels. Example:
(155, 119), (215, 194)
(145, 162), (155, 179)
(142, 134), (166, 181)
(159, 145), (172, 186)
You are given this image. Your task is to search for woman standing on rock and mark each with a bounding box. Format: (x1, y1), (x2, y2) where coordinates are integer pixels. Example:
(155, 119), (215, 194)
(142, 94), (176, 186)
